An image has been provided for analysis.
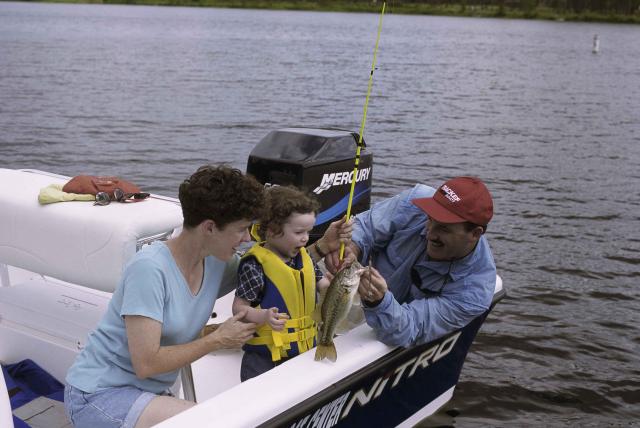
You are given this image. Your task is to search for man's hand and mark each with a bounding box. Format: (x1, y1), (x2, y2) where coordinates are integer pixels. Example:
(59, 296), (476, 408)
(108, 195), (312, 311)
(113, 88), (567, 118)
(317, 216), (353, 253)
(325, 242), (360, 274)
(208, 310), (256, 349)
(358, 266), (387, 307)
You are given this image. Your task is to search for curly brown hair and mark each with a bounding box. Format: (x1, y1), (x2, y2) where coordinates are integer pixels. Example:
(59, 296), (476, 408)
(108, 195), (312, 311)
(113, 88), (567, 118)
(259, 185), (321, 238)
(179, 165), (265, 229)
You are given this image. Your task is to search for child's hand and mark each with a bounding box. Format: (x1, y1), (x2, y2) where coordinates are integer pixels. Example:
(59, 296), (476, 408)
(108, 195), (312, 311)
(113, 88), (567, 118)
(265, 307), (289, 331)
(321, 271), (333, 285)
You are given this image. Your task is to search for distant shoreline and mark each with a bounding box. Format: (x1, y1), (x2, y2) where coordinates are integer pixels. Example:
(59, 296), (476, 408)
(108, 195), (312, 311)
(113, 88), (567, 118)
(25, 0), (640, 24)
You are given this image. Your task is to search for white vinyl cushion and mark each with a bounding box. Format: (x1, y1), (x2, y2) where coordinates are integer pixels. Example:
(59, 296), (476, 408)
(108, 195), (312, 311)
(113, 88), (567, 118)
(0, 169), (183, 292)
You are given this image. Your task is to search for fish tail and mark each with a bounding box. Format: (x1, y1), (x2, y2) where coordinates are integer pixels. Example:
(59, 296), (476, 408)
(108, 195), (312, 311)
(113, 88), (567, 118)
(314, 342), (337, 362)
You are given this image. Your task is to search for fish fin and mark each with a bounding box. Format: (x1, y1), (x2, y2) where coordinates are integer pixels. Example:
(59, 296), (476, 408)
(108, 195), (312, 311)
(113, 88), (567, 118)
(317, 285), (328, 307)
(335, 293), (365, 335)
(348, 305), (365, 325)
(311, 305), (322, 324)
(351, 289), (362, 306)
(335, 305), (365, 335)
(335, 319), (351, 335)
(348, 293), (365, 325)
(314, 342), (337, 362)
(312, 287), (327, 324)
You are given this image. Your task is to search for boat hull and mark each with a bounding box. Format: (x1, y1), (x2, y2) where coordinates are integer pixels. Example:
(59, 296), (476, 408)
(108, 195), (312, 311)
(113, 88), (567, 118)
(262, 303), (498, 427)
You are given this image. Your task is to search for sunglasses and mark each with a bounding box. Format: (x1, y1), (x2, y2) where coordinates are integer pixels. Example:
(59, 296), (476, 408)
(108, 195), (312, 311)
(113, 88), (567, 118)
(94, 188), (150, 206)
(410, 266), (450, 297)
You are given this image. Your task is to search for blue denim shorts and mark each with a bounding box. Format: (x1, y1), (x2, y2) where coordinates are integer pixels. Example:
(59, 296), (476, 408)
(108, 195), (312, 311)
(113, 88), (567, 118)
(64, 384), (158, 428)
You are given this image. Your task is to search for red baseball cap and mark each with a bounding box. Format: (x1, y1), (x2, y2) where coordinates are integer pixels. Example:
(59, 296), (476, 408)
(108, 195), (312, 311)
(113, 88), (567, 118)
(412, 177), (493, 226)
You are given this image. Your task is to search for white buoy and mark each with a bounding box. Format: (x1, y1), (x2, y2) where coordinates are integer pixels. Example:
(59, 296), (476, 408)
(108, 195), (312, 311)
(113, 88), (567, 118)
(592, 34), (600, 54)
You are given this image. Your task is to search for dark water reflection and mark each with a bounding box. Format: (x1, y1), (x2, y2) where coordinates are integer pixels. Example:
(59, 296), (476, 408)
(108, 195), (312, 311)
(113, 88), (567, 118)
(1, 2), (640, 425)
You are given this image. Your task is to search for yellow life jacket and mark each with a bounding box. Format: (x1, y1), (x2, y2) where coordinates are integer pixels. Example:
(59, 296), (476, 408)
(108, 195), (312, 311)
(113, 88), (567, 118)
(242, 244), (317, 361)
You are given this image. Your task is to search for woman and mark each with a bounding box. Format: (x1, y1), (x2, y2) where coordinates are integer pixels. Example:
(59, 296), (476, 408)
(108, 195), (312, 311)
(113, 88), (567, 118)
(64, 165), (352, 428)
(64, 165), (265, 428)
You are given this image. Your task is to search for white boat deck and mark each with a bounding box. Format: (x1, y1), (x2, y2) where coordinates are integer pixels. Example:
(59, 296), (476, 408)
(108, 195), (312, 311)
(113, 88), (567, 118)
(167, 290), (390, 427)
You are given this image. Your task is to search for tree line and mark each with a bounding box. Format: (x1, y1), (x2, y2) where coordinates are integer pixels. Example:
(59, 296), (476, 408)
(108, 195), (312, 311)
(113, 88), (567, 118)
(399, 0), (639, 14)
(26, 0), (640, 21)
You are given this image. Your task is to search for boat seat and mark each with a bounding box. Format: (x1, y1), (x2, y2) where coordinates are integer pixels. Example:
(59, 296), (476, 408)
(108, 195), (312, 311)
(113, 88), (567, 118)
(0, 168), (183, 292)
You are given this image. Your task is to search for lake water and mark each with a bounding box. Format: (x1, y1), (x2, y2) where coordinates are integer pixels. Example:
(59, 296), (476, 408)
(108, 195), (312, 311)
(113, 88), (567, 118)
(1, 2), (639, 425)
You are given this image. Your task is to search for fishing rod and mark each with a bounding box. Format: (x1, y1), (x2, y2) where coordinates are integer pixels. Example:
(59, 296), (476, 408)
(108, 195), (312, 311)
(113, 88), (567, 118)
(339, 1), (386, 261)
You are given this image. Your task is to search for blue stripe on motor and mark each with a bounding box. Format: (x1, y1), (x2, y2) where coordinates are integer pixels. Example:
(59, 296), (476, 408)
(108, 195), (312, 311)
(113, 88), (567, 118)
(315, 183), (371, 225)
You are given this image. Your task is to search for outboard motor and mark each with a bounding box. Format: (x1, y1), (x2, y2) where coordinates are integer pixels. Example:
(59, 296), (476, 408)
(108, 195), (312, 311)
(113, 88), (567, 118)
(247, 128), (373, 242)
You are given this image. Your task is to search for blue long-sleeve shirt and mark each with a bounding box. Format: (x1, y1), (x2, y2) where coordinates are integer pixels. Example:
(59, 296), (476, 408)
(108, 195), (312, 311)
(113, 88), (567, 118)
(352, 184), (496, 347)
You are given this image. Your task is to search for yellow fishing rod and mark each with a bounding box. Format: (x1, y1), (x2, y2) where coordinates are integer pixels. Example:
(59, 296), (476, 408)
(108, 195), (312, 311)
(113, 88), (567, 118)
(339, 1), (386, 261)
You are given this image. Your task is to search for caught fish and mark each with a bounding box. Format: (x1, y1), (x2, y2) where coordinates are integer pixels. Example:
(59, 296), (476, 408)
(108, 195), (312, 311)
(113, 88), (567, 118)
(313, 261), (364, 362)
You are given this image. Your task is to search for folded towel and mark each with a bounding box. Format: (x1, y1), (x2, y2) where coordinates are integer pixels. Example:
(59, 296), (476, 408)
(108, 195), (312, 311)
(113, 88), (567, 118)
(38, 184), (95, 205)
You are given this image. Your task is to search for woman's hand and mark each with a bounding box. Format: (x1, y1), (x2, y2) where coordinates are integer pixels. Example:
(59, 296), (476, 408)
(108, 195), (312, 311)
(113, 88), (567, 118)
(210, 310), (257, 349)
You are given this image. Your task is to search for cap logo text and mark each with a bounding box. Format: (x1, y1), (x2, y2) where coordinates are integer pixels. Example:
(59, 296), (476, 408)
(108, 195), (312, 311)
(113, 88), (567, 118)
(441, 185), (461, 203)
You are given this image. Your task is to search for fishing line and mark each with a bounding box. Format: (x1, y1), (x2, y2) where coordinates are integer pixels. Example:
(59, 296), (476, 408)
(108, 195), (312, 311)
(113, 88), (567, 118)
(339, 1), (386, 261)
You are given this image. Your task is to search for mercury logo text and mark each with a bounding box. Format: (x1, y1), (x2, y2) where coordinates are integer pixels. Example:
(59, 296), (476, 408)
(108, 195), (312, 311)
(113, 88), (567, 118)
(313, 168), (371, 195)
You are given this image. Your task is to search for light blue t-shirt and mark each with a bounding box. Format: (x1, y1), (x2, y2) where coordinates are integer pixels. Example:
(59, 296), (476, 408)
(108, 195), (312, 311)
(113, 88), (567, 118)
(66, 241), (238, 394)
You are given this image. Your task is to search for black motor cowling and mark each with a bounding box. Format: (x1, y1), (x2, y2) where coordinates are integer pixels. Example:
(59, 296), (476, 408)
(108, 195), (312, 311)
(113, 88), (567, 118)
(246, 128), (373, 242)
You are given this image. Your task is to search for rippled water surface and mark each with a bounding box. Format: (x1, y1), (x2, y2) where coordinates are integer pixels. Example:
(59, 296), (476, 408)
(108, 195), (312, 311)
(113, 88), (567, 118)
(1, 2), (639, 425)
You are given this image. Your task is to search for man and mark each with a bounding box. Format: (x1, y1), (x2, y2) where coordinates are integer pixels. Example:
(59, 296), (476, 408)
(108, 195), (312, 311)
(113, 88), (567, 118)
(327, 176), (496, 348)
